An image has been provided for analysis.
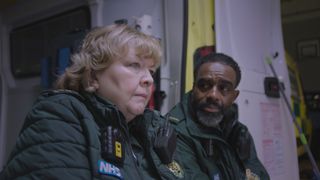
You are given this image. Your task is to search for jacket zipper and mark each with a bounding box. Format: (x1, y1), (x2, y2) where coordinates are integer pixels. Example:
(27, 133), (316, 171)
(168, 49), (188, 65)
(115, 111), (144, 179)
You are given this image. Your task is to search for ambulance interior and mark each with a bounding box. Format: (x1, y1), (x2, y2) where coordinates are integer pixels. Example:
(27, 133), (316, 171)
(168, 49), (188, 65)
(0, 0), (320, 179)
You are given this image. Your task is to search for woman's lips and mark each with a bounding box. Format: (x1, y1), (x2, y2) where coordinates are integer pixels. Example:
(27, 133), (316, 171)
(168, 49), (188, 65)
(134, 93), (149, 101)
(136, 93), (148, 98)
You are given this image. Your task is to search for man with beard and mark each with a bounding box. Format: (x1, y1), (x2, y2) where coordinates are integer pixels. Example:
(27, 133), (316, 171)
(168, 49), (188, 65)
(167, 51), (269, 180)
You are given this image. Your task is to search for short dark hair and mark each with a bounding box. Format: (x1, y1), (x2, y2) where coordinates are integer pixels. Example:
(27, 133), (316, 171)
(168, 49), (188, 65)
(193, 52), (241, 88)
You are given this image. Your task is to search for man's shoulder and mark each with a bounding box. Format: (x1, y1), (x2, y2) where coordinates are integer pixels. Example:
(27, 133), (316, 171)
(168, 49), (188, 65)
(143, 109), (169, 131)
(142, 109), (184, 129)
(167, 111), (190, 137)
(168, 115), (183, 124)
(167, 103), (186, 125)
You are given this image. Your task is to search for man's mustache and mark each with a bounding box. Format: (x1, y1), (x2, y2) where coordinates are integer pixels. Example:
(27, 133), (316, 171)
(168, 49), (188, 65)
(197, 101), (223, 112)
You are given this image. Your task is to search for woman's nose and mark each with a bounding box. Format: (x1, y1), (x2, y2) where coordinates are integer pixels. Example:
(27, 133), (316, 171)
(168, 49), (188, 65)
(141, 70), (154, 87)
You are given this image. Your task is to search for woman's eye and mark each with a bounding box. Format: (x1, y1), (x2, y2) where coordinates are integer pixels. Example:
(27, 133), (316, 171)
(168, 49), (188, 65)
(129, 62), (141, 69)
(149, 69), (155, 76)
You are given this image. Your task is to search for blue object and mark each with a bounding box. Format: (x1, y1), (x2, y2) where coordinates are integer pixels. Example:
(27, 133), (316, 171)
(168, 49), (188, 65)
(40, 57), (51, 89)
(57, 47), (71, 75)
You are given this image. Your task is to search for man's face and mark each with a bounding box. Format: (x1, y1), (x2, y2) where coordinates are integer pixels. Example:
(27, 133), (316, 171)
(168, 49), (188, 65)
(192, 62), (239, 128)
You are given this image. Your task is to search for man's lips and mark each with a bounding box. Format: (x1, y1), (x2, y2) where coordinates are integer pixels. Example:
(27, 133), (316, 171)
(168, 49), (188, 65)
(202, 104), (221, 113)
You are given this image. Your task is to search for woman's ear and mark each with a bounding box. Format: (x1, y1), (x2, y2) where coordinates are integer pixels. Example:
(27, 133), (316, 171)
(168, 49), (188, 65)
(91, 79), (99, 90)
(85, 71), (99, 92)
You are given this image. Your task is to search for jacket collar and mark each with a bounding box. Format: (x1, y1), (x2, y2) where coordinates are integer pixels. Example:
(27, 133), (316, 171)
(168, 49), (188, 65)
(80, 92), (128, 128)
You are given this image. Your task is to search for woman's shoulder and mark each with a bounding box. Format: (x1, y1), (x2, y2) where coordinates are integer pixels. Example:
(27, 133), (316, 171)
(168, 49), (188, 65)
(37, 89), (84, 102)
(20, 90), (96, 139)
(27, 90), (90, 123)
(32, 90), (90, 110)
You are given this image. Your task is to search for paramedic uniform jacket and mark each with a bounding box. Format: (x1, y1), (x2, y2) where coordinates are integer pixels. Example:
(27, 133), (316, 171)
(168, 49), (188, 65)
(0, 90), (185, 180)
(167, 92), (270, 180)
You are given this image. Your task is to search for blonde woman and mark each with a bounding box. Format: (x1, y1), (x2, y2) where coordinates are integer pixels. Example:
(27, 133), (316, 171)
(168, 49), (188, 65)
(1, 24), (185, 180)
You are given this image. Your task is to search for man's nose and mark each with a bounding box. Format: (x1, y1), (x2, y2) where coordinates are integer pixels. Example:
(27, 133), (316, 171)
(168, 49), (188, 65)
(208, 85), (221, 100)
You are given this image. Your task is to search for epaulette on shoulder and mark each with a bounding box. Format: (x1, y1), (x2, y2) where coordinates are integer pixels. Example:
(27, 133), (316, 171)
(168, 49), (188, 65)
(168, 116), (181, 124)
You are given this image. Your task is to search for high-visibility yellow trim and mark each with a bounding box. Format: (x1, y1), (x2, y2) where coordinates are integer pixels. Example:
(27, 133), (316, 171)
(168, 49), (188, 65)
(185, 0), (215, 92)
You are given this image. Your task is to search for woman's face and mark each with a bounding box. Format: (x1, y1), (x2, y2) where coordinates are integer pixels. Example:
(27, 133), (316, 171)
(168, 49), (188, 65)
(93, 48), (156, 122)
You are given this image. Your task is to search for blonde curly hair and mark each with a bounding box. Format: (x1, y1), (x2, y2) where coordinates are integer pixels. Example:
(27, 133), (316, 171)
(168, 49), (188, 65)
(55, 24), (162, 92)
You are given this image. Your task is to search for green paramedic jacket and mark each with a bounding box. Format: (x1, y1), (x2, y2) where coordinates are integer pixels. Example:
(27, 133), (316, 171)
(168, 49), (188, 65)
(167, 92), (270, 180)
(0, 90), (185, 180)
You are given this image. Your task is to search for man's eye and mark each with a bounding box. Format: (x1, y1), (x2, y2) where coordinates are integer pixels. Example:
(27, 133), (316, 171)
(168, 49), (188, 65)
(196, 79), (213, 92)
(218, 83), (233, 93)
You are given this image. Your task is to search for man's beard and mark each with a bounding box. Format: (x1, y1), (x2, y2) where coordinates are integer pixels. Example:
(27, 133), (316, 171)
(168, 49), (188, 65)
(194, 101), (224, 128)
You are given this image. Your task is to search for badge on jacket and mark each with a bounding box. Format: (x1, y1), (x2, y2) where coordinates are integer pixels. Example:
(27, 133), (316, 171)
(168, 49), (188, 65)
(246, 169), (260, 180)
(100, 126), (125, 164)
(98, 160), (123, 179)
(166, 160), (184, 178)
